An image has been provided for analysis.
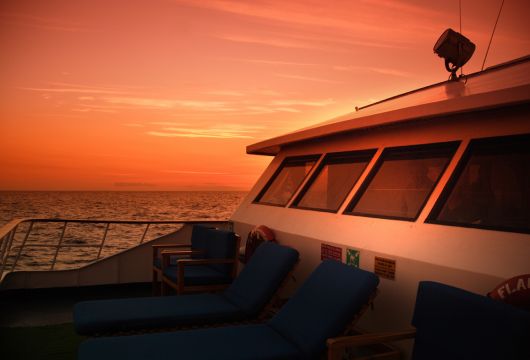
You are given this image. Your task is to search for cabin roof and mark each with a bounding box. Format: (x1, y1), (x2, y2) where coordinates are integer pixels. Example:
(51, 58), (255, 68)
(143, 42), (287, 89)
(247, 56), (530, 155)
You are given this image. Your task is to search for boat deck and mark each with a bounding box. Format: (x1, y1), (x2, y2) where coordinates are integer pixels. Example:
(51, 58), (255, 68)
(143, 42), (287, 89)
(0, 283), (152, 327)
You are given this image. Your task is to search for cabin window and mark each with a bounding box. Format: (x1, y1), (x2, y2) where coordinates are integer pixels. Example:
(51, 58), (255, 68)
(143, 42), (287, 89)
(428, 134), (530, 233)
(345, 142), (459, 221)
(254, 155), (320, 206)
(291, 150), (375, 212)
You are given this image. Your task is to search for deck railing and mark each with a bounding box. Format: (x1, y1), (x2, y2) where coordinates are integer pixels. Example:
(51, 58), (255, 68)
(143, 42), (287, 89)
(0, 218), (231, 277)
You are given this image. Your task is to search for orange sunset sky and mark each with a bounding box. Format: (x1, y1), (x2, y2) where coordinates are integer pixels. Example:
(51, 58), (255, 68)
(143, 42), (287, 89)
(1, 0), (529, 191)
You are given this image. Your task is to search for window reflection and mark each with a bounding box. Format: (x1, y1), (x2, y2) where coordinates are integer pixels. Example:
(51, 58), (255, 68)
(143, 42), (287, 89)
(347, 143), (458, 220)
(430, 134), (530, 232)
(293, 151), (374, 212)
(256, 156), (319, 206)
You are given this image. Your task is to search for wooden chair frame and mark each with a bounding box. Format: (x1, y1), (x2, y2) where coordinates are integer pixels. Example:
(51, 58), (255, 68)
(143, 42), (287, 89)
(327, 328), (415, 360)
(151, 244), (203, 295)
(160, 234), (241, 295)
(326, 289), (393, 360)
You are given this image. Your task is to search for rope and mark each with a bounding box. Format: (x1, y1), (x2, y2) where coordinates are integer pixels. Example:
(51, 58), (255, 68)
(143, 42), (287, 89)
(482, 0), (505, 71)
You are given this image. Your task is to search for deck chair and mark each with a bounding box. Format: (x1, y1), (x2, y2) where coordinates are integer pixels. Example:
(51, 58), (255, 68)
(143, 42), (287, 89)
(78, 260), (380, 360)
(152, 225), (240, 295)
(327, 281), (530, 360)
(74, 242), (299, 336)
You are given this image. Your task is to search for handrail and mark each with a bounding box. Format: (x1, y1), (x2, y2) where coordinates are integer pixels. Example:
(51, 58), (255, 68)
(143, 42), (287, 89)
(0, 218), (231, 276)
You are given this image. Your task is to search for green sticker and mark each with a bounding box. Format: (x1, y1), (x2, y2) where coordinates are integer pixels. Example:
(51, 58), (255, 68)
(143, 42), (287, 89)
(346, 248), (360, 268)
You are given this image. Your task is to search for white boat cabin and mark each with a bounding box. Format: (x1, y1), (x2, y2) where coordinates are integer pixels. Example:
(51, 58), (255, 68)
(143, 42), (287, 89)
(231, 56), (530, 339)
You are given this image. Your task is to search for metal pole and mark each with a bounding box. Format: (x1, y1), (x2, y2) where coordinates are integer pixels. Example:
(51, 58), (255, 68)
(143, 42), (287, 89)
(0, 228), (16, 274)
(96, 223), (110, 259)
(50, 221), (68, 270)
(11, 222), (34, 272)
(139, 223), (150, 243)
(0, 229), (13, 266)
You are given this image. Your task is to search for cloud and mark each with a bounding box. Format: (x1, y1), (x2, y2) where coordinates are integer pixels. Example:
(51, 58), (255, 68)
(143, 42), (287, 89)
(333, 65), (410, 77)
(147, 123), (264, 139)
(71, 103), (133, 113)
(71, 107), (117, 113)
(255, 90), (284, 96)
(0, 12), (95, 32)
(21, 87), (129, 95)
(150, 121), (191, 126)
(216, 34), (311, 49)
(114, 182), (156, 187)
(147, 130), (252, 139)
(163, 170), (232, 175)
(271, 99), (334, 107)
(204, 90), (245, 96)
(275, 73), (342, 84)
(176, 0), (438, 44)
(104, 96), (229, 110)
(272, 107), (300, 113)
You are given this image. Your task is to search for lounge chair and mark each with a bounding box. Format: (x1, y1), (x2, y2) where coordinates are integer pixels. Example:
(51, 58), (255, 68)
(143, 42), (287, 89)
(78, 260), (379, 360)
(327, 281), (530, 360)
(74, 242), (299, 336)
(152, 225), (240, 295)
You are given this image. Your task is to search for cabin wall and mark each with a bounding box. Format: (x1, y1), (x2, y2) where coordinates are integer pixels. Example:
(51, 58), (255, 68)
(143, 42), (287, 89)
(231, 105), (530, 354)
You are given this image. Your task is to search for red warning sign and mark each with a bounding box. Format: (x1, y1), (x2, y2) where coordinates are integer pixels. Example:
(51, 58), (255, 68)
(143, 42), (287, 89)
(321, 243), (342, 261)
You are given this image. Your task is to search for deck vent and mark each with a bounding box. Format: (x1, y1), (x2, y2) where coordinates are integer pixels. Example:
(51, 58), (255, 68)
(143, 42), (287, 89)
(434, 28), (475, 80)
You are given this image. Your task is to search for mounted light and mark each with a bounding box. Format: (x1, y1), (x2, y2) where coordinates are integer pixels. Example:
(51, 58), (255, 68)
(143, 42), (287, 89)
(434, 28), (475, 80)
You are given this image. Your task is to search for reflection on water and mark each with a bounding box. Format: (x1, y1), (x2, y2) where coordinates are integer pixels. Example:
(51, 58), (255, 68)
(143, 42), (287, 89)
(0, 191), (247, 271)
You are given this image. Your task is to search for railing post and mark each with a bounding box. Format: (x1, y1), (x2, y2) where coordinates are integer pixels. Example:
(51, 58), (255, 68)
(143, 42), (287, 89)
(140, 223), (150, 244)
(50, 221), (68, 270)
(0, 227), (14, 265)
(11, 222), (34, 272)
(97, 223), (110, 259)
(0, 227), (17, 274)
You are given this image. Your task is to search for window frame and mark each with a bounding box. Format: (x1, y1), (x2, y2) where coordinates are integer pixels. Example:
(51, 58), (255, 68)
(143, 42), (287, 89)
(290, 149), (377, 213)
(426, 134), (530, 234)
(344, 141), (460, 221)
(253, 154), (321, 207)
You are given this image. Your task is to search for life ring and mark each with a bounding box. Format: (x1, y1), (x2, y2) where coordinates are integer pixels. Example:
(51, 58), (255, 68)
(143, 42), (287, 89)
(488, 274), (530, 311)
(241, 225), (276, 264)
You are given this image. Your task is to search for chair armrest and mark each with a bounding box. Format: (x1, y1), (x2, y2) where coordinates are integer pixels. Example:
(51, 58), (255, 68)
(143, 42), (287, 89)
(152, 244), (191, 248)
(161, 249), (204, 256)
(327, 329), (416, 360)
(152, 244), (191, 261)
(176, 258), (236, 266)
(161, 250), (205, 268)
(176, 258), (237, 286)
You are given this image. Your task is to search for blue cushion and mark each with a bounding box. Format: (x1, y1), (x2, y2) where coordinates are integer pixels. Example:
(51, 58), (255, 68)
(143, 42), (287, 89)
(189, 225), (215, 252)
(224, 242), (299, 316)
(268, 260), (379, 358)
(411, 281), (530, 360)
(163, 264), (232, 286)
(204, 229), (237, 274)
(78, 324), (302, 360)
(74, 293), (242, 335)
(74, 243), (299, 335)
(152, 224), (219, 269)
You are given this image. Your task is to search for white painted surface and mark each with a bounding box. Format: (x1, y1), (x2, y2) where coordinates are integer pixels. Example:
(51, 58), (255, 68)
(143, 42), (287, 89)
(232, 101), (530, 356)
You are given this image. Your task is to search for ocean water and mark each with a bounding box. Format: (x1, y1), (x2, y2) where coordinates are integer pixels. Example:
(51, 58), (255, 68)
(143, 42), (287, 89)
(0, 191), (247, 271)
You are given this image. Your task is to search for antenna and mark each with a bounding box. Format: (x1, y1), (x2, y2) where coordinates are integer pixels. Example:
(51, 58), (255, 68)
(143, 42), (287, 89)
(459, 0), (462, 76)
(481, 0), (505, 70)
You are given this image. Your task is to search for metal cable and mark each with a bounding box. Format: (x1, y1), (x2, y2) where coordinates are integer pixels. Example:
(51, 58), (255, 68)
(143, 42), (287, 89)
(482, 0), (505, 70)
